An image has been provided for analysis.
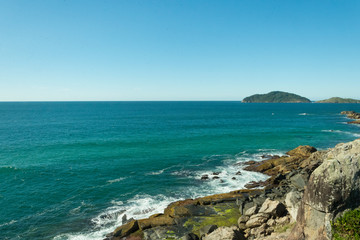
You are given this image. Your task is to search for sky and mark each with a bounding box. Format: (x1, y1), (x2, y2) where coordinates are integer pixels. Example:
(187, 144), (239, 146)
(0, 0), (359, 101)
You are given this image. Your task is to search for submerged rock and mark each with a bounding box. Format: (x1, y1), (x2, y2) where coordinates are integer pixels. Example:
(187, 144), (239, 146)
(201, 175), (209, 180)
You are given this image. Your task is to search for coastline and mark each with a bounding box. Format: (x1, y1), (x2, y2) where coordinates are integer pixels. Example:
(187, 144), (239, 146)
(103, 144), (324, 239)
(106, 111), (360, 240)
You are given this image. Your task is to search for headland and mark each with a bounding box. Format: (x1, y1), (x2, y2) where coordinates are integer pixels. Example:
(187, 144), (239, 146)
(106, 111), (360, 240)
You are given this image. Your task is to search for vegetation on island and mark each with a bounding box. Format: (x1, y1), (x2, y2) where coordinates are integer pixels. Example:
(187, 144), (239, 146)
(242, 91), (311, 103)
(316, 97), (360, 103)
(331, 209), (360, 240)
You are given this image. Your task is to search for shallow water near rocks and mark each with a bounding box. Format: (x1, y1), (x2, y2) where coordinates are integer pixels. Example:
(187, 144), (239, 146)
(1, 102), (360, 240)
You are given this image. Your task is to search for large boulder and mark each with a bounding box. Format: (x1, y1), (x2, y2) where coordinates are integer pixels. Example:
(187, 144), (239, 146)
(258, 198), (287, 218)
(288, 139), (360, 240)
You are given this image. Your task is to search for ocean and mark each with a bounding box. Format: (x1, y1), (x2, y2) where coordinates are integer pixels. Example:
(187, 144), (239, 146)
(1, 102), (360, 240)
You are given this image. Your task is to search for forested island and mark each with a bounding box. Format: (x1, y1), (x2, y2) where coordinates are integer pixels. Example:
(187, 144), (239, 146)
(316, 97), (360, 103)
(242, 91), (311, 103)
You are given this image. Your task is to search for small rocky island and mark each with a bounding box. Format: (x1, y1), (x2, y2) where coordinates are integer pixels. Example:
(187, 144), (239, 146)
(106, 133), (360, 239)
(317, 97), (360, 103)
(242, 91), (311, 103)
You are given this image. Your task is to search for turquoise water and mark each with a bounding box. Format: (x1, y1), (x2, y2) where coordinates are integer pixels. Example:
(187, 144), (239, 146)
(1, 102), (360, 240)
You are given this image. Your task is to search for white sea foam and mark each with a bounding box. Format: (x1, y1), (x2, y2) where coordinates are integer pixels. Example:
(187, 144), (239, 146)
(55, 194), (178, 240)
(107, 177), (126, 184)
(0, 220), (17, 228)
(299, 113), (308, 115)
(322, 129), (360, 137)
(145, 165), (177, 176)
(53, 150), (280, 240)
(146, 169), (165, 175)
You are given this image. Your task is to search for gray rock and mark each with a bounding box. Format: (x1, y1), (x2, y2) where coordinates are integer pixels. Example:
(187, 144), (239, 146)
(251, 223), (268, 238)
(290, 173), (307, 189)
(259, 198), (287, 217)
(246, 213), (270, 228)
(238, 215), (250, 223)
(276, 215), (290, 225)
(245, 205), (258, 216)
(202, 226), (246, 240)
(289, 139), (360, 240)
(238, 215), (250, 230)
(285, 191), (302, 221)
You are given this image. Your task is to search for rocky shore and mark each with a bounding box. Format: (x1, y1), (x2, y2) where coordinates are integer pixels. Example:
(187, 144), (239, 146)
(341, 111), (360, 124)
(106, 127), (360, 240)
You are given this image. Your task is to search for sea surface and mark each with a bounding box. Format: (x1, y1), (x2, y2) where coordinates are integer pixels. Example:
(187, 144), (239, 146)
(1, 102), (360, 240)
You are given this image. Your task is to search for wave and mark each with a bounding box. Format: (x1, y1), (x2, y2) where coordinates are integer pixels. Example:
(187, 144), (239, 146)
(0, 220), (17, 228)
(0, 165), (19, 172)
(145, 165), (177, 176)
(299, 113), (308, 115)
(52, 149), (282, 240)
(107, 177), (126, 184)
(54, 194), (178, 240)
(322, 129), (360, 137)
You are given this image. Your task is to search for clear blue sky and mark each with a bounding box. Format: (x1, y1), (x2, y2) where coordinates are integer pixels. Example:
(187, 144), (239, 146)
(0, 0), (359, 101)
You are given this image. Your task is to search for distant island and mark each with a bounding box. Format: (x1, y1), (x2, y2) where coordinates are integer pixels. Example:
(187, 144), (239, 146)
(316, 97), (360, 103)
(242, 91), (311, 103)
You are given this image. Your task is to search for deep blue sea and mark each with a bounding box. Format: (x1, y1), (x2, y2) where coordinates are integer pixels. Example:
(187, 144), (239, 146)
(1, 102), (360, 240)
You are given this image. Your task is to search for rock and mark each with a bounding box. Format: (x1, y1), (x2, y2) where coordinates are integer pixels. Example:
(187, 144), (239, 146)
(113, 220), (139, 238)
(259, 199), (287, 217)
(199, 225), (218, 239)
(122, 214), (127, 224)
(213, 172), (220, 175)
(289, 139), (360, 240)
(137, 215), (174, 230)
(212, 176), (220, 179)
(245, 205), (258, 216)
(238, 215), (250, 223)
(201, 175), (209, 180)
(275, 215), (290, 225)
(267, 218), (276, 227)
(181, 232), (199, 240)
(203, 226), (246, 240)
(241, 201), (257, 215)
(232, 177), (237, 180)
(285, 191), (302, 221)
(252, 223), (268, 238)
(286, 145), (317, 158)
(341, 110), (360, 119)
(244, 180), (266, 189)
(238, 215), (249, 230)
(289, 173), (307, 190)
(236, 171), (242, 175)
(246, 213), (270, 228)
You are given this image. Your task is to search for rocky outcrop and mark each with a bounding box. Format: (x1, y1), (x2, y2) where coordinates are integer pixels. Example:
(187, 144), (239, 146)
(243, 145), (316, 177)
(341, 111), (360, 124)
(288, 139), (360, 240)
(106, 138), (360, 240)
